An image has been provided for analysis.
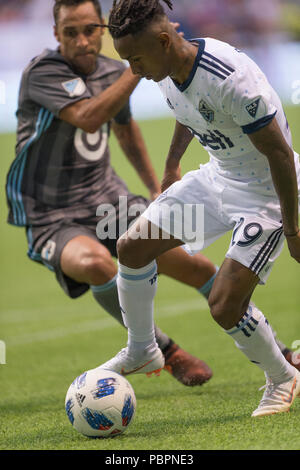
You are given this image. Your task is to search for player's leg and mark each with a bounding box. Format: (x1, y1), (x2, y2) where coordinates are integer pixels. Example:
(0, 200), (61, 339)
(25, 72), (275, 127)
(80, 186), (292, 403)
(100, 168), (300, 380)
(92, 231), (297, 384)
(100, 227), (300, 384)
(100, 216), (183, 375)
(34, 223), (169, 354)
(60, 234), (124, 322)
(156, 245), (299, 369)
(81, 221), (296, 379)
(124, 194), (218, 295)
(156, 246), (217, 293)
(109, 170), (227, 370)
(60, 233), (171, 344)
(60, 232), (212, 385)
(208, 258), (300, 416)
(154, 247), (216, 384)
(101, 216), (216, 378)
(61, 235), (117, 284)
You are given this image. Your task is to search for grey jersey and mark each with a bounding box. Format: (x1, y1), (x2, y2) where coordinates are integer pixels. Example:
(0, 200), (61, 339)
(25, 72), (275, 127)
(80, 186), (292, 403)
(6, 49), (132, 227)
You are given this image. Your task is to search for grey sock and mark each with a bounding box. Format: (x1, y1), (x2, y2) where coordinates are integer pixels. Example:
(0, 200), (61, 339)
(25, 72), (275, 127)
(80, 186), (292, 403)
(154, 325), (171, 351)
(91, 276), (124, 326)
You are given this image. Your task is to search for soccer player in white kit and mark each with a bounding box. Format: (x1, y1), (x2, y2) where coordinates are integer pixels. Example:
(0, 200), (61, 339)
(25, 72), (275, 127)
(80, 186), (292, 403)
(99, 0), (300, 416)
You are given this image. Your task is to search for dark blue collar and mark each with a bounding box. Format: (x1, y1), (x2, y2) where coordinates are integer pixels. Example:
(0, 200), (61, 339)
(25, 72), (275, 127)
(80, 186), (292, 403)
(172, 38), (205, 92)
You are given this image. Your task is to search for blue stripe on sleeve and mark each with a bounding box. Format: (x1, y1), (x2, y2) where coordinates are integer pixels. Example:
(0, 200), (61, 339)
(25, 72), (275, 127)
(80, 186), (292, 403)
(241, 111), (277, 134)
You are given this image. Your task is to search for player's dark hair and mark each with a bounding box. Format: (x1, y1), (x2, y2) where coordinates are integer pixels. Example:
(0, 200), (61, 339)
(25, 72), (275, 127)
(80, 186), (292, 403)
(53, 0), (102, 25)
(108, 0), (173, 38)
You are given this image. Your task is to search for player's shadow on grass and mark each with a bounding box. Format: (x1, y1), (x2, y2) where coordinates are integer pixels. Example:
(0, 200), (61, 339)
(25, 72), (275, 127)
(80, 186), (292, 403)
(133, 377), (264, 401)
(128, 413), (253, 440)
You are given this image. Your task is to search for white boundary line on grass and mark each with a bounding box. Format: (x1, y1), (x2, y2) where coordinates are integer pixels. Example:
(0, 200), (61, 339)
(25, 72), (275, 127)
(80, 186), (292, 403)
(5, 298), (208, 347)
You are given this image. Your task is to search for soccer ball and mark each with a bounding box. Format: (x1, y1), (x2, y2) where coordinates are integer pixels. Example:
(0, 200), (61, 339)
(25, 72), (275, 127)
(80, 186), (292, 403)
(65, 368), (136, 438)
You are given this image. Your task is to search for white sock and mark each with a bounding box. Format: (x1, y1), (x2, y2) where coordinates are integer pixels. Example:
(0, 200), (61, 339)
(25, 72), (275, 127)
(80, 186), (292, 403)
(117, 260), (158, 354)
(226, 303), (296, 384)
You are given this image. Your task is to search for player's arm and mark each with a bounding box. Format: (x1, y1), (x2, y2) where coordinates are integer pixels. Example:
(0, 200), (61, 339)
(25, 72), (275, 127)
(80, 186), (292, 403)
(161, 120), (194, 192)
(59, 67), (140, 133)
(248, 117), (300, 263)
(112, 118), (161, 200)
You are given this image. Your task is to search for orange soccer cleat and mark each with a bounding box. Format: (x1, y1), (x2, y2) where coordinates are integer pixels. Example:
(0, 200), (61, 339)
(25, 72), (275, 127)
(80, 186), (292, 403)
(283, 349), (300, 372)
(162, 341), (213, 386)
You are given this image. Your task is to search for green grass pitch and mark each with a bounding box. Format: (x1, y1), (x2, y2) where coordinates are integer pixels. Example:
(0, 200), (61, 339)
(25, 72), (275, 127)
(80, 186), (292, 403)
(0, 107), (300, 450)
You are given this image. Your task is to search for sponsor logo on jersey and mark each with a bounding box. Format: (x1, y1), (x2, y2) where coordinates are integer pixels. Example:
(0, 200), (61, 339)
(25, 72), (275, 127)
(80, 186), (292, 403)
(62, 77), (86, 97)
(198, 99), (215, 123)
(187, 126), (234, 150)
(245, 98), (260, 118)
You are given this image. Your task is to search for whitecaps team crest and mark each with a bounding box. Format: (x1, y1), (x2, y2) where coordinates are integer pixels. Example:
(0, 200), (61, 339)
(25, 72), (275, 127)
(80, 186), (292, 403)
(62, 77), (86, 97)
(198, 99), (214, 123)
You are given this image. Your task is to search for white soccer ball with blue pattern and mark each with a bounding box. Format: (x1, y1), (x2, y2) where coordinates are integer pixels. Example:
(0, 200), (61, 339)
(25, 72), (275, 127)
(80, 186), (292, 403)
(65, 368), (136, 438)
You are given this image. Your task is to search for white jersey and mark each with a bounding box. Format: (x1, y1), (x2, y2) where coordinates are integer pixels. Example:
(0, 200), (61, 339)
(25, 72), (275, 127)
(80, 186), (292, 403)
(158, 37), (300, 197)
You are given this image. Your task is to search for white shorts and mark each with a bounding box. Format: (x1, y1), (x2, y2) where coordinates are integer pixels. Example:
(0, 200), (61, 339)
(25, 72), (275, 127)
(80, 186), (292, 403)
(142, 163), (287, 284)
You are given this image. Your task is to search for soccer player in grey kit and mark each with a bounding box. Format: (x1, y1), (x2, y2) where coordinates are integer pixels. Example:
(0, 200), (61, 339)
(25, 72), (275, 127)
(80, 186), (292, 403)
(6, 0), (298, 386)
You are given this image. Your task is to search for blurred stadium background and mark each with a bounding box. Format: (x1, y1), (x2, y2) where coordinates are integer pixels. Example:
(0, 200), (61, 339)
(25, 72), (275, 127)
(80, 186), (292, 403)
(1, 0), (300, 133)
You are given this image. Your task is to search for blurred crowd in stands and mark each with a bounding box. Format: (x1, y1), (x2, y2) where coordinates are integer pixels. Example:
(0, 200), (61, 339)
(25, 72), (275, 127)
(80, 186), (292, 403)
(168, 0), (300, 47)
(0, 0), (300, 47)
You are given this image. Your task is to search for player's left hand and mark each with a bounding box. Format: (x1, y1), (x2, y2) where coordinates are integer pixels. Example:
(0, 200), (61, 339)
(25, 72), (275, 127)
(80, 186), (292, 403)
(170, 22), (184, 37)
(286, 230), (300, 263)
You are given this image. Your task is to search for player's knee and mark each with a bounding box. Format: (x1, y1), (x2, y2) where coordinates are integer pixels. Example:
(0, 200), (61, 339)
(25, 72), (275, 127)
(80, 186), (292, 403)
(209, 292), (249, 330)
(80, 253), (113, 285)
(208, 294), (238, 329)
(208, 296), (227, 324)
(117, 235), (139, 266)
(117, 234), (151, 267)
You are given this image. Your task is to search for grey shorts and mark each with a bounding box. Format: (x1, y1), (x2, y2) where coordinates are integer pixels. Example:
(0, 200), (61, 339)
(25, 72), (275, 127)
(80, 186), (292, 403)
(26, 195), (150, 298)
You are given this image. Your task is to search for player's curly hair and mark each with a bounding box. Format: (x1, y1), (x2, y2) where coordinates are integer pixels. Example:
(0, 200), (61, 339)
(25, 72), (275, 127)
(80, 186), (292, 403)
(53, 0), (102, 25)
(108, 0), (173, 39)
